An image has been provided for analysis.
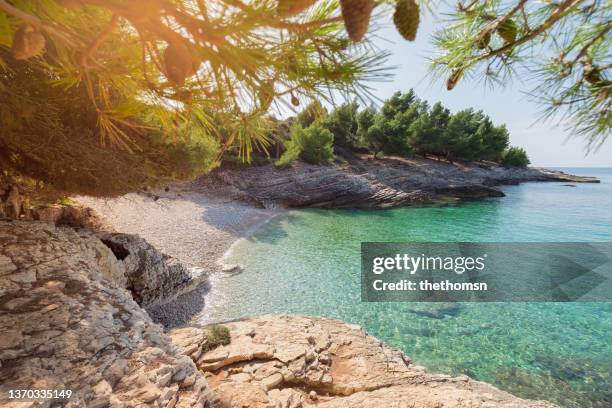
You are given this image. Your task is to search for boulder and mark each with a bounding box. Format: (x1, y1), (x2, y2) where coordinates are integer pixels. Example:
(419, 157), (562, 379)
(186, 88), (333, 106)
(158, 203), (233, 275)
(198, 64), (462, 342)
(97, 232), (206, 308)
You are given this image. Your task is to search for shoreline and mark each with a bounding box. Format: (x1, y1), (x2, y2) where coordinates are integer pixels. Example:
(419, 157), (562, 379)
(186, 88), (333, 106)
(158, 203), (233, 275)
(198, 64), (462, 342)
(75, 186), (282, 327)
(211, 157), (599, 209)
(74, 164), (599, 328)
(217, 208), (285, 269)
(76, 187), (282, 273)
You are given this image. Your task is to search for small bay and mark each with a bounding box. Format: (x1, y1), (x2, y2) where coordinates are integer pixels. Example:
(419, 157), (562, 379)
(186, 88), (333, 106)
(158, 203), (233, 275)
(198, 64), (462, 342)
(202, 168), (612, 408)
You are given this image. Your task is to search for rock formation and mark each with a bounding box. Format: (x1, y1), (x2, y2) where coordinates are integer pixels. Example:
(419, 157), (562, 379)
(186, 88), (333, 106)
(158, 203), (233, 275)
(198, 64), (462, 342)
(97, 232), (206, 308)
(0, 220), (211, 407)
(171, 315), (558, 408)
(0, 220), (560, 407)
(0, 184), (110, 231)
(207, 157), (599, 209)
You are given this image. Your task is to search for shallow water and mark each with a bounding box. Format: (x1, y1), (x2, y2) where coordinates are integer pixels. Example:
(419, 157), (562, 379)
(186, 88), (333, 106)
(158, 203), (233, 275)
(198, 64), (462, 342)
(201, 168), (612, 408)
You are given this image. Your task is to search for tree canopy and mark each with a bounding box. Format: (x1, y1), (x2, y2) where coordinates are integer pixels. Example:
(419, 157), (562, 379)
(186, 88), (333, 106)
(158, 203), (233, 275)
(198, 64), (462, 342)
(0, 0), (608, 195)
(279, 89), (524, 165)
(430, 0), (610, 148)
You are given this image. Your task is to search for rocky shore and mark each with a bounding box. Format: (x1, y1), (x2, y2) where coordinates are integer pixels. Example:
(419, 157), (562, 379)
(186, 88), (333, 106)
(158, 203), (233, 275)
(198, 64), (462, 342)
(172, 315), (556, 408)
(0, 163), (598, 407)
(208, 156), (599, 209)
(0, 220), (558, 407)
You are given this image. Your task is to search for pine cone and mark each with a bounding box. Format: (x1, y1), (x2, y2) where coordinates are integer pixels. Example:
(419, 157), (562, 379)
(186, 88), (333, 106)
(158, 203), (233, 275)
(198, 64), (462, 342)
(446, 69), (463, 90)
(497, 19), (517, 44)
(11, 25), (46, 60)
(164, 41), (197, 86)
(340, 0), (375, 42)
(277, 0), (317, 16)
(584, 64), (603, 84)
(476, 31), (491, 50)
(291, 94), (300, 107)
(393, 0), (419, 41)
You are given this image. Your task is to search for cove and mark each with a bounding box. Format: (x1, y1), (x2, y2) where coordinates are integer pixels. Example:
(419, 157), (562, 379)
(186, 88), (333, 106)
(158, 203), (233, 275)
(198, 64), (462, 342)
(200, 168), (612, 408)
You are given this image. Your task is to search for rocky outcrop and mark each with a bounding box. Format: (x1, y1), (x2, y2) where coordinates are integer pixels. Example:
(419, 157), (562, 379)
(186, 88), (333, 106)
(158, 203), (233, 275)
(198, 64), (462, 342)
(0, 184), (110, 231)
(207, 157), (599, 209)
(0, 220), (560, 407)
(98, 233), (206, 308)
(171, 315), (557, 408)
(0, 220), (211, 407)
(0, 186), (206, 309)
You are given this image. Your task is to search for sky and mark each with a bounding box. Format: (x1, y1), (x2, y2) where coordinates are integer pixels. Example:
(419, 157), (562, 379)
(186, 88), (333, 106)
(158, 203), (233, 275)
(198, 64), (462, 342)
(363, 12), (612, 167)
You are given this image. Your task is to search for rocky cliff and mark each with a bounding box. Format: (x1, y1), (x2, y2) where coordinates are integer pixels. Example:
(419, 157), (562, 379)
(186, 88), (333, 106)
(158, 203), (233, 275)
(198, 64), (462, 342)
(206, 157), (598, 209)
(0, 220), (559, 407)
(0, 220), (211, 407)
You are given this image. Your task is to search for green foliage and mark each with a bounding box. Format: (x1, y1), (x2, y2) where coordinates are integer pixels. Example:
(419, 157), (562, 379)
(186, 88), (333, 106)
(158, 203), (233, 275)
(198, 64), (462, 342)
(296, 101), (328, 128)
(349, 89), (512, 163)
(356, 106), (376, 145)
(275, 140), (301, 168)
(381, 90), (417, 120)
(363, 118), (388, 158)
(408, 102), (451, 156)
(0, 52), (217, 197)
(277, 124), (334, 166)
(501, 147), (530, 168)
(321, 101), (359, 147)
(440, 109), (488, 161)
(202, 325), (231, 353)
(430, 0), (611, 147)
(0, 0), (392, 197)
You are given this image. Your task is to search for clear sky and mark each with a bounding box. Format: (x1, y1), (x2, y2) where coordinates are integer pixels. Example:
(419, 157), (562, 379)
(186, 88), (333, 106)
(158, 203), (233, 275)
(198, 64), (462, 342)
(365, 13), (612, 167)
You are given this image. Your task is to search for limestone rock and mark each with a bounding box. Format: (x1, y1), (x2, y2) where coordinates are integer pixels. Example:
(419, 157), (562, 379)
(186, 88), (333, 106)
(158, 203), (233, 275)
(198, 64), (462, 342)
(208, 156), (598, 209)
(0, 220), (212, 408)
(171, 315), (558, 408)
(97, 232), (205, 307)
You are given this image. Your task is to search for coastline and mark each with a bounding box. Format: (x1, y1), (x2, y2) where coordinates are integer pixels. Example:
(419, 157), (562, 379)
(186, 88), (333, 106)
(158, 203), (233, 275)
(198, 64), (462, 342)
(64, 167), (608, 407)
(75, 185), (282, 327)
(74, 164), (598, 328)
(217, 209), (285, 270)
(76, 186), (282, 274)
(211, 157), (599, 209)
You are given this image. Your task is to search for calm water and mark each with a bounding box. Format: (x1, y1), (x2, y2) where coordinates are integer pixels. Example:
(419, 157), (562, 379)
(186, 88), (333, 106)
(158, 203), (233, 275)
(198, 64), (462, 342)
(201, 168), (612, 408)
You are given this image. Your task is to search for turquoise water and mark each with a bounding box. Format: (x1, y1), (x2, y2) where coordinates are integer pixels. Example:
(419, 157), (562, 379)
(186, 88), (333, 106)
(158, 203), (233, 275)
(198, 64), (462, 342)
(203, 168), (612, 408)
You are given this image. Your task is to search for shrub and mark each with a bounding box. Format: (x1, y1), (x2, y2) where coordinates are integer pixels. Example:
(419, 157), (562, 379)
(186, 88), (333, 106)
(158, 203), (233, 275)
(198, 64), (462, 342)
(202, 325), (231, 353)
(321, 101), (360, 148)
(276, 124), (335, 166)
(501, 147), (530, 167)
(275, 143), (300, 168)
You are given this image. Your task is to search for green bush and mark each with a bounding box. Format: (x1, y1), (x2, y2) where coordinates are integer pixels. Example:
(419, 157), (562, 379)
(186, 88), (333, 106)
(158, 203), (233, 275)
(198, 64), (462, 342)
(275, 143), (300, 168)
(501, 147), (531, 167)
(202, 325), (231, 353)
(0, 52), (219, 198)
(276, 124), (335, 166)
(321, 101), (360, 148)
